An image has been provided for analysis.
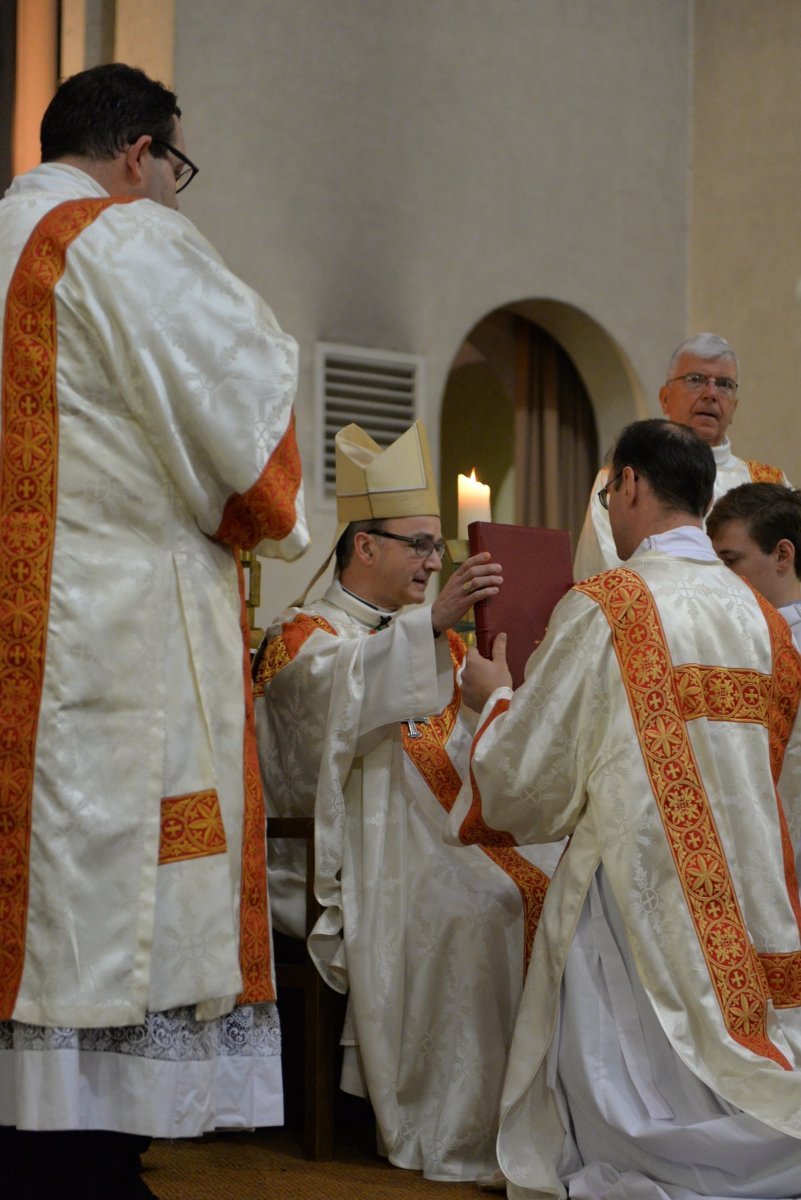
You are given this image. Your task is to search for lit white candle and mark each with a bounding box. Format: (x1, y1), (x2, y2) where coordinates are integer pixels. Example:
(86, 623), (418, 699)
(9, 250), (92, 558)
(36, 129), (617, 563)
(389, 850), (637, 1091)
(457, 469), (492, 539)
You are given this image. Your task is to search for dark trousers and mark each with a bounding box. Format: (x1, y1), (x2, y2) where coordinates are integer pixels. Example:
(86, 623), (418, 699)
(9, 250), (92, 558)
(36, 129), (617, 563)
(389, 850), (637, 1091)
(1, 1128), (154, 1200)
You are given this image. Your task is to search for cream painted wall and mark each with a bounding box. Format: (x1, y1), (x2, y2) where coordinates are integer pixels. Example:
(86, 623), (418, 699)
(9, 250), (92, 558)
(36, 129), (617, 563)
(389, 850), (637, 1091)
(114, 0), (174, 87)
(173, 0), (692, 618)
(692, 0), (801, 483)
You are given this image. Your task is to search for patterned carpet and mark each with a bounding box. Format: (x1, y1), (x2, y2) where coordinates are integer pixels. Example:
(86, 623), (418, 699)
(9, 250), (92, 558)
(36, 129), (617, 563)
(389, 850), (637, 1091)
(143, 1127), (484, 1199)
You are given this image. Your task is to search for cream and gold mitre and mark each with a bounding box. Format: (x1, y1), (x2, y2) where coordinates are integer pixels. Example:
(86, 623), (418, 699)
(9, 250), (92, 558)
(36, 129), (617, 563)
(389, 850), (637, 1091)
(295, 419), (440, 602)
(335, 420), (439, 522)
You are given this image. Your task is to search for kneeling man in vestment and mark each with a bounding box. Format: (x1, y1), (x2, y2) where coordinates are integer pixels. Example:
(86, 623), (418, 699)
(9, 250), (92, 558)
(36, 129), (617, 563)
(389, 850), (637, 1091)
(453, 419), (801, 1200)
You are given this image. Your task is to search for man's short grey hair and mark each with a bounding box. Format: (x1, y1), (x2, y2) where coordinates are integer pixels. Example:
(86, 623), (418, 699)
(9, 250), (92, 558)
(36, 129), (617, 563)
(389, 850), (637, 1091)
(665, 333), (739, 381)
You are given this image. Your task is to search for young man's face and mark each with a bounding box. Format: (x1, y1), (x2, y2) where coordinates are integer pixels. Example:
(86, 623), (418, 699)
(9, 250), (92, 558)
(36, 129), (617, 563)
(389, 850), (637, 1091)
(711, 517), (784, 606)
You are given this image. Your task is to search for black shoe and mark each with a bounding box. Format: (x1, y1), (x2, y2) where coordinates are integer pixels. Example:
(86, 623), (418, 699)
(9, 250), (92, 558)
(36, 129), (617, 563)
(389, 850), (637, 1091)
(4, 1129), (160, 1200)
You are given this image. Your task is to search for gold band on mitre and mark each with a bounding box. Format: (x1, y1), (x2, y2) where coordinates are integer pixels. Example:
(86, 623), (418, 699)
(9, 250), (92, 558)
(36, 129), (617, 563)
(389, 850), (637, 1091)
(294, 420), (439, 602)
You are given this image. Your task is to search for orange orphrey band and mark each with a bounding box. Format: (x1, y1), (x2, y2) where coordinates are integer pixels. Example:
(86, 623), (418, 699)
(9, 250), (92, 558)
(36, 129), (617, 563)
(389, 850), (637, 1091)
(234, 551), (275, 1003)
(253, 612), (337, 696)
(159, 789), (227, 865)
(402, 633), (549, 971)
(0, 198), (134, 1019)
(746, 460), (785, 485)
(459, 695), (515, 849)
(578, 568), (801, 1067)
(213, 411), (302, 549)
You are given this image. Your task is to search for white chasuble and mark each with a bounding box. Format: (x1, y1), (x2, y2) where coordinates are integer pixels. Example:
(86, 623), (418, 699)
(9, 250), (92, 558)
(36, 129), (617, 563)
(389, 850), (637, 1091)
(0, 163), (308, 1133)
(450, 544), (801, 1198)
(255, 578), (559, 1181)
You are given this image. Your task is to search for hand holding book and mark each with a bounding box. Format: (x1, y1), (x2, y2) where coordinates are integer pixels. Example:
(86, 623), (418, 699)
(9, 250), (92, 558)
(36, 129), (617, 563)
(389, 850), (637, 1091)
(431, 551), (503, 635)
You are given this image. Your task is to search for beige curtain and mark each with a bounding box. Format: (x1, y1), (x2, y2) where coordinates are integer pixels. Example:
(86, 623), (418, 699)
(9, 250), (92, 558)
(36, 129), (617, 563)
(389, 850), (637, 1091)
(513, 319), (598, 545)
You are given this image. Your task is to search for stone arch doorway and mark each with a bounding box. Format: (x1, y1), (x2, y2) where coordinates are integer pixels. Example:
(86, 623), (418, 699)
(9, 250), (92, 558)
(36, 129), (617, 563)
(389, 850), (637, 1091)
(438, 300), (643, 556)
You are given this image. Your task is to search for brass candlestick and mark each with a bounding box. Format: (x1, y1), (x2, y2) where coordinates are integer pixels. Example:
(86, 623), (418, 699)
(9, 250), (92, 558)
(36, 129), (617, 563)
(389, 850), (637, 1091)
(446, 538), (469, 564)
(240, 550), (265, 650)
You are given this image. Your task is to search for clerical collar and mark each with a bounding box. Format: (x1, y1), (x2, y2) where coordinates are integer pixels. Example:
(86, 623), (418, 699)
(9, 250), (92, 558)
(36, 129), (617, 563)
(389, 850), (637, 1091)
(712, 438), (734, 469)
(632, 525), (719, 562)
(335, 581), (396, 629)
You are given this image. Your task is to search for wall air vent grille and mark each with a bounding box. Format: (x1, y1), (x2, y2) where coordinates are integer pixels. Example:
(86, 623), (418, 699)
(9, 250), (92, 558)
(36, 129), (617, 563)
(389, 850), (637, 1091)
(315, 342), (424, 504)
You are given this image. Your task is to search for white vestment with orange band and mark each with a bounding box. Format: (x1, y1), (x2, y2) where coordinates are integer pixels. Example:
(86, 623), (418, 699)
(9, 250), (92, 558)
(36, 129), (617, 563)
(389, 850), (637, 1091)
(254, 578), (560, 1182)
(450, 531), (801, 1199)
(573, 442), (790, 580)
(0, 163), (308, 1134)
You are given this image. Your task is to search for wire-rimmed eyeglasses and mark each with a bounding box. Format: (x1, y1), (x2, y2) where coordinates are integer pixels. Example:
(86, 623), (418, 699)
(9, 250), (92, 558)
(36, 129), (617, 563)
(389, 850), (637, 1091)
(152, 139), (199, 193)
(665, 372), (738, 397)
(370, 530), (447, 559)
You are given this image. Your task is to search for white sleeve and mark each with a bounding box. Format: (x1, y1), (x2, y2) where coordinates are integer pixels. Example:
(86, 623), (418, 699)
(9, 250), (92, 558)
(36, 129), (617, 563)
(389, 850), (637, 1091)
(66, 199), (309, 558)
(573, 467), (625, 580)
(358, 606), (455, 736)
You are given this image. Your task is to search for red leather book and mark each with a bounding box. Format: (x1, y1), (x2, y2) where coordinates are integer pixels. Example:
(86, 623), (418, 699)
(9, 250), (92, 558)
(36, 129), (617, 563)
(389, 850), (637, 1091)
(468, 521), (574, 688)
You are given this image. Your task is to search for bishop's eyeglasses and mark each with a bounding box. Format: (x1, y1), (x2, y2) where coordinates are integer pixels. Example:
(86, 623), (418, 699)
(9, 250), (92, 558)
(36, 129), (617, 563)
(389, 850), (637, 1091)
(370, 530), (447, 559)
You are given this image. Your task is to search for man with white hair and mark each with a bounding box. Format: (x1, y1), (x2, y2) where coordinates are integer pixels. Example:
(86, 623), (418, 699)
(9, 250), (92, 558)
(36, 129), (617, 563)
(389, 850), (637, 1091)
(573, 332), (789, 579)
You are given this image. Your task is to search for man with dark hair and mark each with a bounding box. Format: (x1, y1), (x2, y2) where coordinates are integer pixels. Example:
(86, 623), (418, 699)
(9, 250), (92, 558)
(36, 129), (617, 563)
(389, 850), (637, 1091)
(597, 416), (716, 532)
(333, 516), (387, 573)
(254, 421), (559, 1182)
(450, 418), (801, 1199)
(574, 332), (789, 578)
(0, 63), (308, 1198)
(708, 483), (801, 648)
(40, 62), (181, 161)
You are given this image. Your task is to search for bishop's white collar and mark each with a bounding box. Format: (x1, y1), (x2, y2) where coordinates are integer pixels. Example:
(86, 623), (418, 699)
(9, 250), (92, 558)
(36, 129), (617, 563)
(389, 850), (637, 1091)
(327, 578), (396, 630)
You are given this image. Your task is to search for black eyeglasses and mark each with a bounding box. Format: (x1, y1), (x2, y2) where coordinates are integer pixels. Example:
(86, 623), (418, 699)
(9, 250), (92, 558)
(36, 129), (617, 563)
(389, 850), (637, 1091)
(370, 530), (447, 559)
(598, 469), (640, 510)
(597, 470), (624, 511)
(151, 139), (199, 193)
